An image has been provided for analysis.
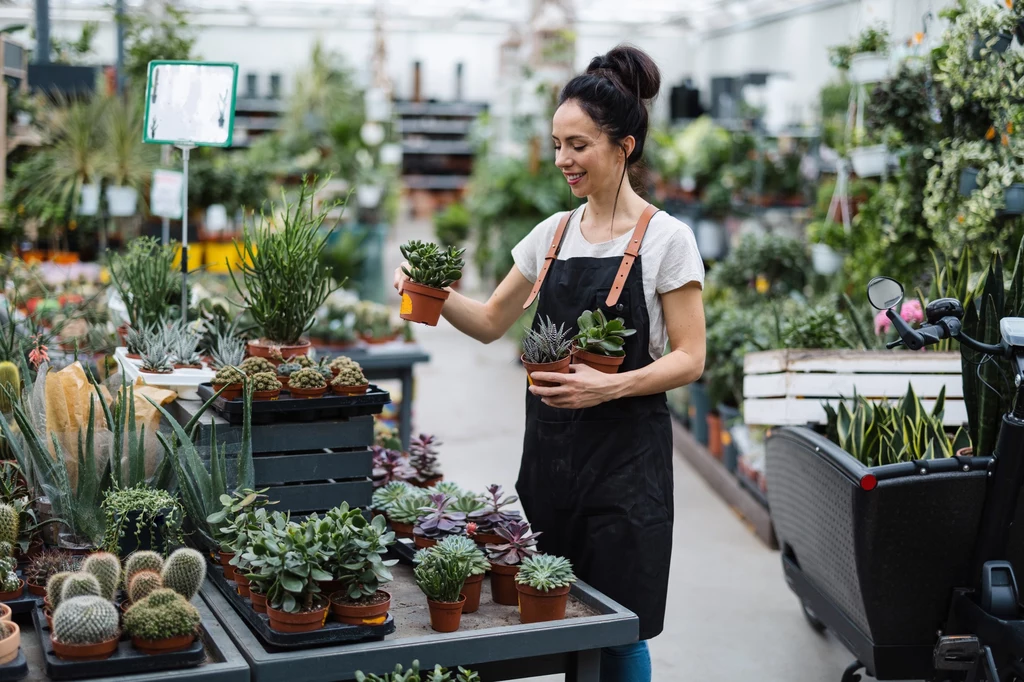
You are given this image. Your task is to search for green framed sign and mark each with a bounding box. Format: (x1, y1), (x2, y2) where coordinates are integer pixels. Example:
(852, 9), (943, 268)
(143, 60), (239, 147)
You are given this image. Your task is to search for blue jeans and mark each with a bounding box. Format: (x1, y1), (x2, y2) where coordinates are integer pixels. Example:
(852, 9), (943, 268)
(600, 642), (651, 682)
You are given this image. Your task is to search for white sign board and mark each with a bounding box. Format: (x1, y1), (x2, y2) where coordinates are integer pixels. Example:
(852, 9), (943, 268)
(150, 169), (184, 219)
(144, 61), (239, 147)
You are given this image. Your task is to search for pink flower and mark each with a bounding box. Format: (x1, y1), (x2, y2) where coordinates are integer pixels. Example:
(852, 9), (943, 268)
(465, 522), (478, 537)
(900, 299), (924, 325)
(874, 310), (891, 336)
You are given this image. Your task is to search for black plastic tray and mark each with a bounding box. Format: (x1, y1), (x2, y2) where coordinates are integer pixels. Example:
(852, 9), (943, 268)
(4, 570), (44, 615)
(32, 605), (205, 680)
(198, 383), (391, 425)
(0, 648), (28, 681)
(387, 538), (418, 565)
(206, 563), (394, 650)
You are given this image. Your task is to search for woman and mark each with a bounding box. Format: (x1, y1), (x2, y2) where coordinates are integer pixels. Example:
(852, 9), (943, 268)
(395, 44), (705, 681)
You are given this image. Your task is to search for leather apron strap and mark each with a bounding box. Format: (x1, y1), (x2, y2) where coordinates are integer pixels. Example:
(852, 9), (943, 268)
(523, 209), (577, 310)
(605, 204), (659, 308)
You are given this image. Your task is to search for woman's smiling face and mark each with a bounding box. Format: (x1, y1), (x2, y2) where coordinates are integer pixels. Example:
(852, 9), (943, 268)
(552, 99), (632, 199)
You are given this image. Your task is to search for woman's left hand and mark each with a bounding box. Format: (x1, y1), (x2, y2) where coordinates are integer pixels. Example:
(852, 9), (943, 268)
(528, 363), (620, 410)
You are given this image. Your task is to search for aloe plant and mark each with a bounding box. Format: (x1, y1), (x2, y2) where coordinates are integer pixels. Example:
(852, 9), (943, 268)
(521, 316), (573, 364)
(574, 309), (636, 357)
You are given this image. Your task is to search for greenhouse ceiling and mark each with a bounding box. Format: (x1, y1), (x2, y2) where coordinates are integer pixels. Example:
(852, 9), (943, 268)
(0, 0), (849, 33)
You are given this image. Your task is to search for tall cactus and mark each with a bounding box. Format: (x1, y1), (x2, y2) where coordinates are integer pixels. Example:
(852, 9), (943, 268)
(0, 361), (19, 413)
(82, 553), (121, 601)
(53, 596), (120, 644)
(124, 551), (164, 584)
(0, 503), (18, 546)
(161, 548), (206, 600)
(60, 572), (102, 603)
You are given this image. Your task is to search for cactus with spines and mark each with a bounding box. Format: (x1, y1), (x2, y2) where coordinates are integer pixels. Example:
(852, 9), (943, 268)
(124, 551), (164, 584)
(329, 355), (362, 373)
(0, 361), (20, 412)
(0, 556), (18, 592)
(124, 588), (201, 641)
(61, 572), (102, 603)
(0, 503), (18, 546)
(46, 572), (75, 610)
(128, 570), (163, 603)
(53, 596), (120, 644)
(331, 365), (367, 388)
(0, 541), (11, 558)
(249, 371), (280, 392)
(213, 365), (246, 386)
(288, 367), (326, 389)
(82, 552), (121, 601)
(160, 548), (206, 600)
(240, 356), (276, 377)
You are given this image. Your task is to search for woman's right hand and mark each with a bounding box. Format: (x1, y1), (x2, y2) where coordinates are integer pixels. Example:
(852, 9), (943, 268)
(393, 262), (411, 294)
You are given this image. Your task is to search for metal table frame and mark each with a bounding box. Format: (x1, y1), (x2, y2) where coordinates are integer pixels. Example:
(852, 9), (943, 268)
(200, 578), (637, 682)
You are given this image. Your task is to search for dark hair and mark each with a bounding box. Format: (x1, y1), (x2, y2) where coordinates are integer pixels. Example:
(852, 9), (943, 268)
(558, 44), (661, 166)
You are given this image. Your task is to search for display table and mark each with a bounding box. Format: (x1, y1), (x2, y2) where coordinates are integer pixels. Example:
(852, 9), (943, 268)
(200, 563), (637, 682)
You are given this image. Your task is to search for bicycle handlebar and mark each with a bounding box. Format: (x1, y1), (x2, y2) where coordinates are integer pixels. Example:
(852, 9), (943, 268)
(886, 308), (1008, 357)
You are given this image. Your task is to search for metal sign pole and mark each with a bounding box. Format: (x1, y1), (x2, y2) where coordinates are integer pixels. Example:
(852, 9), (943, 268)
(177, 143), (195, 325)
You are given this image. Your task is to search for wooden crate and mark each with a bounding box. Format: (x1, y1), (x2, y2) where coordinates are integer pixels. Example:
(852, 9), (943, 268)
(743, 349), (965, 426)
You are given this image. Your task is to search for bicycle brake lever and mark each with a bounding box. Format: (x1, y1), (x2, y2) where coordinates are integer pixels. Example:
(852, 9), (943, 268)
(886, 338), (905, 349)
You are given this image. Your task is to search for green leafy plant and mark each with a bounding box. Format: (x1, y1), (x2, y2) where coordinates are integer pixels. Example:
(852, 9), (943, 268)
(830, 23), (890, 69)
(289, 367), (326, 389)
(711, 233), (810, 300)
(124, 588), (201, 640)
(207, 488), (274, 553)
(312, 507), (398, 602)
(414, 553), (470, 603)
(781, 304), (852, 350)
(101, 485), (183, 557)
(243, 514), (332, 613)
(574, 309), (636, 357)
(400, 240), (465, 290)
(515, 554), (576, 592)
(521, 316), (573, 364)
(109, 237), (181, 331)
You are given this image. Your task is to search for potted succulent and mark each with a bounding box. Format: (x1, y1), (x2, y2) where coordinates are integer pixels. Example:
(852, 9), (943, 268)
(414, 553), (471, 633)
(371, 481), (416, 517)
(515, 554), (577, 623)
(521, 316), (573, 387)
(324, 512), (398, 626)
(398, 240), (465, 326)
(275, 361), (302, 389)
(212, 366), (246, 401)
(101, 485), (183, 558)
(25, 549), (76, 597)
(467, 485), (521, 545)
(413, 494), (467, 548)
(139, 340), (174, 375)
(451, 495), (487, 516)
(332, 364), (369, 395)
(208, 489), (275, 583)
(51, 596), (121, 661)
(240, 356), (277, 377)
(415, 535), (489, 614)
(409, 434), (444, 487)
(329, 355), (362, 377)
(249, 371), (282, 400)
(229, 179), (341, 363)
(210, 331), (247, 372)
(287, 368), (328, 399)
(124, 588), (201, 654)
(426, 481), (465, 499)
(0, 554), (22, 601)
(386, 494), (427, 540)
(0, 619), (19, 665)
(355, 661), (480, 682)
(371, 447), (417, 488)
(485, 520), (541, 606)
(572, 310), (636, 374)
(168, 324), (204, 369)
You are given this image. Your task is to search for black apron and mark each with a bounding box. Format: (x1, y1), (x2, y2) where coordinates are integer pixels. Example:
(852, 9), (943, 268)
(516, 207), (674, 640)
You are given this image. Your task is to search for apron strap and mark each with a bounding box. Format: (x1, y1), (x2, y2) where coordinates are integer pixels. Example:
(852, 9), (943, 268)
(523, 209), (577, 310)
(606, 204), (659, 308)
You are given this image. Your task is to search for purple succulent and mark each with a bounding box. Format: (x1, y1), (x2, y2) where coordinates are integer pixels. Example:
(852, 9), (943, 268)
(468, 484), (522, 532)
(485, 520), (542, 566)
(413, 494), (467, 539)
(409, 433), (443, 483)
(371, 446), (416, 487)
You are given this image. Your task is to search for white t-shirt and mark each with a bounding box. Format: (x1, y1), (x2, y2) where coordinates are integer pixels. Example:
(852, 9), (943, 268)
(512, 207), (705, 360)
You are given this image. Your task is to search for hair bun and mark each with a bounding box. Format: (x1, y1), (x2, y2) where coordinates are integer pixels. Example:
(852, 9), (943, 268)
(586, 44), (661, 102)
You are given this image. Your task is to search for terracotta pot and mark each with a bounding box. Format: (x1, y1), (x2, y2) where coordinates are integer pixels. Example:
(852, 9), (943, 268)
(277, 377), (290, 389)
(132, 633), (196, 655)
(27, 580), (46, 597)
(462, 573), (484, 614)
(212, 383), (243, 401)
(707, 413), (723, 458)
(413, 535), (437, 549)
(0, 620), (19, 665)
(332, 383), (369, 396)
(490, 562), (520, 606)
(572, 349), (625, 374)
(400, 281), (451, 326)
(46, 610), (53, 630)
(427, 594), (466, 633)
(250, 590), (267, 613)
(521, 354), (571, 388)
(252, 388), (281, 401)
(288, 386), (327, 399)
(517, 583), (571, 623)
(390, 520), (414, 539)
(266, 601), (329, 633)
(330, 590), (391, 626)
(51, 633), (120, 661)
(248, 339), (311, 364)
(219, 551), (236, 581)
(236, 572), (251, 598)
(0, 602), (10, 621)
(0, 579), (24, 601)
(470, 532), (504, 547)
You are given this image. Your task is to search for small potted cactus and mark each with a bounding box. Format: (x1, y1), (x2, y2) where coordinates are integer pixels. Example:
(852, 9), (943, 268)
(25, 549), (76, 597)
(485, 520), (541, 606)
(0, 554), (23, 601)
(240, 356), (276, 377)
(328, 354), (362, 377)
(398, 240), (465, 326)
(51, 596), (121, 661)
(212, 365), (246, 401)
(124, 551), (164, 587)
(409, 433), (444, 487)
(521, 316), (573, 387)
(0, 618), (19, 665)
(415, 535), (489, 614)
(331, 364), (369, 396)
(572, 309), (636, 374)
(124, 588), (201, 654)
(413, 494), (467, 549)
(160, 548), (207, 602)
(467, 485), (522, 546)
(515, 554), (577, 623)
(43, 572), (75, 625)
(287, 367), (328, 398)
(288, 354), (316, 369)
(249, 371), (282, 400)
(276, 361), (302, 388)
(414, 553), (471, 633)
(126, 571), (163, 609)
(81, 552), (121, 602)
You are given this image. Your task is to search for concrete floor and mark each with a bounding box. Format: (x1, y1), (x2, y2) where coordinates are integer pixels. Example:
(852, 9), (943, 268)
(384, 218), (864, 681)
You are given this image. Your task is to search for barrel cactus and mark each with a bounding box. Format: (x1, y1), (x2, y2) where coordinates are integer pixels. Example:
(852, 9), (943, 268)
(0, 556), (18, 592)
(53, 596), (120, 645)
(125, 551), (164, 583)
(331, 365), (367, 388)
(61, 572), (102, 602)
(0, 503), (17, 546)
(0, 541), (11, 559)
(83, 552), (121, 601)
(240, 356), (276, 377)
(161, 548), (206, 600)
(46, 572), (75, 610)
(249, 371), (280, 392)
(213, 365), (246, 386)
(128, 570), (163, 603)
(288, 368), (326, 389)
(0, 361), (20, 413)
(124, 588), (201, 641)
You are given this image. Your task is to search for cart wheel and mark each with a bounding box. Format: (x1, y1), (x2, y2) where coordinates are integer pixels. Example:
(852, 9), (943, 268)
(802, 601), (826, 633)
(840, 661), (864, 682)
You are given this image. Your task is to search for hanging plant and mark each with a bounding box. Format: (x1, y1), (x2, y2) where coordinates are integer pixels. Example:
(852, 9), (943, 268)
(101, 485), (184, 557)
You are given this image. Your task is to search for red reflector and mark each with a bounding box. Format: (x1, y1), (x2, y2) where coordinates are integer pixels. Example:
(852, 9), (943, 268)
(860, 475), (877, 491)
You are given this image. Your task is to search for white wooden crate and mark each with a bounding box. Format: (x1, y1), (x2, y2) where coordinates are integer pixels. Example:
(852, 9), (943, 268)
(743, 349), (965, 427)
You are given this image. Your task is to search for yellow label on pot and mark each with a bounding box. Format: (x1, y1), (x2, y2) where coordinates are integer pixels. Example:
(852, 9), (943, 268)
(400, 293), (412, 315)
